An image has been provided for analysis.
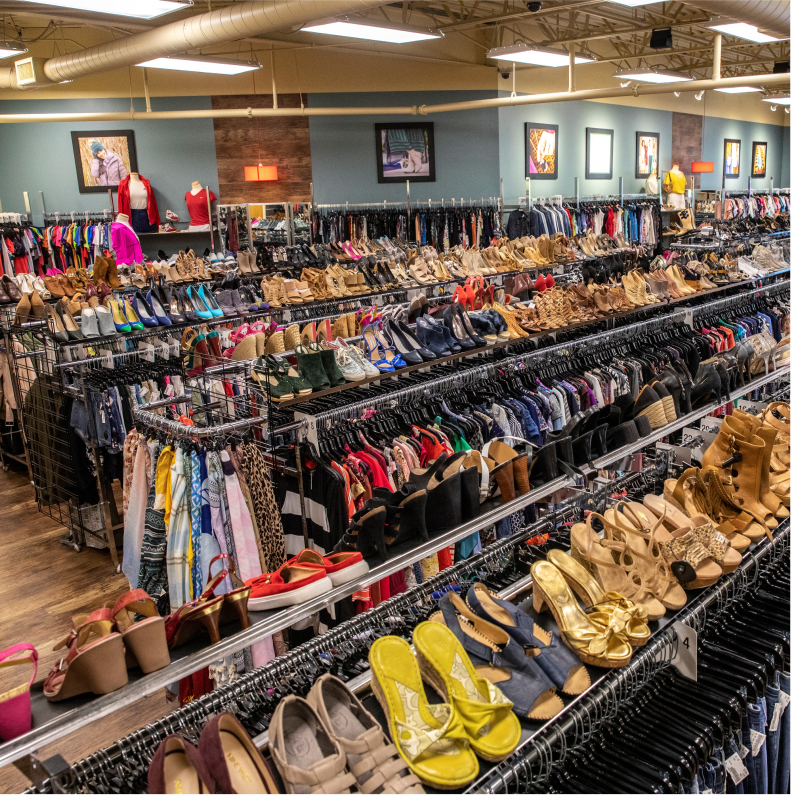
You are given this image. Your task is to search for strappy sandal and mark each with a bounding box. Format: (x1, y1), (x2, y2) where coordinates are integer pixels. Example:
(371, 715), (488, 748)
(111, 590), (171, 673)
(0, 644), (38, 741)
(44, 609), (128, 701)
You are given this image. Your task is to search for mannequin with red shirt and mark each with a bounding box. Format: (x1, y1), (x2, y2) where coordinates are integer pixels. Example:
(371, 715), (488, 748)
(117, 173), (161, 233)
(185, 181), (217, 232)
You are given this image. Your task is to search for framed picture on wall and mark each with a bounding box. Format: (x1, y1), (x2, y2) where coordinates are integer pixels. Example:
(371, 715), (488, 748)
(71, 130), (138, 193)
(375, 122), (435, 183)
(524, 122), (558, 179)
(586, 127), (613, 180)
(635, 131), (660, 178)
(723, 138), (741, 179)
(751, 141), (767, 178)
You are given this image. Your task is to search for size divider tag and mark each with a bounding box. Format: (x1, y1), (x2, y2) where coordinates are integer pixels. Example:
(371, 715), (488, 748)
(724, 753), (749, 786)
(656, 441), (692, 467)
(738, 400), (770, 413)
(671, 623), (697, 681)
(699, 416), (723, 433)
(99, 348), (115, 369)
(683, 308), (694, 328)
(294, 410), (319, 449)
(138, 341), (156, 363)
(750, 729), (766, 756)
(281, 309), (291, 323)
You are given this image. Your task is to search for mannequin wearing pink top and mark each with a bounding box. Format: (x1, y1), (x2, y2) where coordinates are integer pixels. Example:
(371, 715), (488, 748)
(111, 214), (143, 266)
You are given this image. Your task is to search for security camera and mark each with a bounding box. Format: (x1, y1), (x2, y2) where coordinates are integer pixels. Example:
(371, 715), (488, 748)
(501, 71), (511, 79)
(526, 1), (542, 11)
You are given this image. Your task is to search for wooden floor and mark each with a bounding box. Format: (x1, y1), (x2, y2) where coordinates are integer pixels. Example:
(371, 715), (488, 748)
(0, 464), (173, 794)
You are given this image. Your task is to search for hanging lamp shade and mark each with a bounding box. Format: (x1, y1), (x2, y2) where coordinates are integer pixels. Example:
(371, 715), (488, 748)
(244, 166), (278, 181)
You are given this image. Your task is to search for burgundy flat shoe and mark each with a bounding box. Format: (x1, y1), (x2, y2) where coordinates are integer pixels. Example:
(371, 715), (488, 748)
(148, 734), (215, 794)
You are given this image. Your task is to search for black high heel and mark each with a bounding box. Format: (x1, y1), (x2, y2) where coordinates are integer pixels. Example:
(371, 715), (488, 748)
(334, 506), (387, 559)
(527, 441), (558, 487)
(409, 453), (464, 532)
(367, 486), (429, 557)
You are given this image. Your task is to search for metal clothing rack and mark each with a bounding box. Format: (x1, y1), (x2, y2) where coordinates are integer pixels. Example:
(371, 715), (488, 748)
(42, 210), (112, 225)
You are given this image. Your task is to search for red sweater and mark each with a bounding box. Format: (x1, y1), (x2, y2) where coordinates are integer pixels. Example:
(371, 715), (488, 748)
(117, 175), (161, 227)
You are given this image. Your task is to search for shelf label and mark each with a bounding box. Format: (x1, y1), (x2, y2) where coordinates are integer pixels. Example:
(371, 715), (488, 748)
(671, 622), (697, 681)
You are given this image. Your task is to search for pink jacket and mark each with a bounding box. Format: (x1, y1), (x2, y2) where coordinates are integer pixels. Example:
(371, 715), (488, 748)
(111, 222), (143, 265)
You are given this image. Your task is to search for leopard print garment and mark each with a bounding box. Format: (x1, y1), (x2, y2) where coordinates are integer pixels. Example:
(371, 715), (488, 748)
(240, 442), (286, 574)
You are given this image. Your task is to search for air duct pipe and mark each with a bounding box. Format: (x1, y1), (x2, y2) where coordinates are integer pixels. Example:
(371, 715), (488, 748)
(0, 0), (389, 89)
(0, 72), (786, 123)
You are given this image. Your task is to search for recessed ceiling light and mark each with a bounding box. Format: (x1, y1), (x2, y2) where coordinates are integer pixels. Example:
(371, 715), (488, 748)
(488, 44), (595, 67)
(763, 93), (791, 105)
(11, 0), (191, 20)
(714, 86), (762, 94)
(710, 22), (779, 43)
(614, 67), (691, 84)
(302, 20), (441, 43)
(137, 56), (262, 75)
(0, 41), (27, 59)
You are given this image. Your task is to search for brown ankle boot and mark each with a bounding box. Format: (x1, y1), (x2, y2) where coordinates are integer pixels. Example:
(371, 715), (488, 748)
(701, 419), (777, 536)
(92, 256), (109, 286)
(491, 461), (516, 504)
(105, 257), (122, 289)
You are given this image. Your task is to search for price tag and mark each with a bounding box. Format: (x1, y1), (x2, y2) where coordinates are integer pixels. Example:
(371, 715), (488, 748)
(671, 623), (697, 681)
(750, 729), (766, 756)
(702, 789), (713, 794)
(724, 753), (749, 786)
(779, 689), (790, 714)
(739, 742), (750, 759)
(770, 703), (782, 733)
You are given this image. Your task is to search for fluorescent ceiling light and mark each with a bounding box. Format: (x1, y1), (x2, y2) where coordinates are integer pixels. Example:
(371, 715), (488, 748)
(608, 0), (660, 5)
(614, 67), (691, 83)
(488, 44), (595, 67)
(302, 21), (441, 43)
(138, 56), (261, 75)
(763, 93), (791, 105)
(710, 23), (778, 43)
(0, 42), (27, 59)
(12, 0), (191, 20)
(714, 86), (762, 93)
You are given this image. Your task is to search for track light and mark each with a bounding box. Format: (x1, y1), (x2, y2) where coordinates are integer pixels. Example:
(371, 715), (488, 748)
(786, 107), (790, 114)
(674, 91), (680, 97)
(771, 104), (778, 111)
(620, 80), (632, 87)
(695, 91), (704, 100)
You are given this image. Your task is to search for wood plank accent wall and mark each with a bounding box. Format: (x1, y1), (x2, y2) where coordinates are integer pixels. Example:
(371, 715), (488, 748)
(211, 93), (312, 204)
(671, 111), (703, 177)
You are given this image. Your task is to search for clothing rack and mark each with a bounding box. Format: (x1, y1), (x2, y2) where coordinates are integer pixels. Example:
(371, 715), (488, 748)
(42, 210), (112, 224)
(474, 522), (790, 793)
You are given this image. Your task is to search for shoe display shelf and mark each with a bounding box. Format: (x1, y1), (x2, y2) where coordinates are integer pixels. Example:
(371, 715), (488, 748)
(4, 272), (787, 779)
(18, 470), (790, 794)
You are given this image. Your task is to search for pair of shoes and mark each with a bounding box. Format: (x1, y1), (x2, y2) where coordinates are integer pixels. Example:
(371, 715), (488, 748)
(149, 712), (277, 793)
(295, 342), (346, 389)
(531, 550), (647, 669)
(369, 608), (523, 789)
(107, 296), (144, 333)
(270, 674), (422, 794)
(46, 300), (83, 341)
(251, 354), (313, 402)
(44, 590), (170, 701)
(362, 324), (407, 371)
(164, 555), (250, 648)
(245, 550), (368, 610)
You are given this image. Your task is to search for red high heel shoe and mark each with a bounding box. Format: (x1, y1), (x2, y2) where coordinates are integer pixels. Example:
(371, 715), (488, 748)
(452, 285), (472, 310)
(203, 554), (252, 630)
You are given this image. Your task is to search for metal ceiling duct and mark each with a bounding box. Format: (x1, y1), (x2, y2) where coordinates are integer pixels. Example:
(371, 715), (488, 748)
(0, 0), (389, 89)
(687, 0), (790, 40)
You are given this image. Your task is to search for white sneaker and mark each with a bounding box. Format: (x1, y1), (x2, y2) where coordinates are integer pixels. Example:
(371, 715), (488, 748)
(331, 344), (366, 381)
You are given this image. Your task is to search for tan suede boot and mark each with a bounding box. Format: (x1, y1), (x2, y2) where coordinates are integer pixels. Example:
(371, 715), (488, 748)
(701, 418), (776, 537)
(92, 256), (109, 286)
(105, 257), (122, 289)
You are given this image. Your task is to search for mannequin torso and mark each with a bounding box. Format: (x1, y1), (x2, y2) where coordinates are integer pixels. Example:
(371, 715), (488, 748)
(115, 213), (133, 229)
(191, 181), (202, 196)
(129, 173), (148, 210)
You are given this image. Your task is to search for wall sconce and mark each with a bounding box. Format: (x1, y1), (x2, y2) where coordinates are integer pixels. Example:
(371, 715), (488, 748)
(244, 165), (278, 181)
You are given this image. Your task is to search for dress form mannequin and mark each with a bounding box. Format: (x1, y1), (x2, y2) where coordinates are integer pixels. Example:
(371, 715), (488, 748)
(185, 181), (216, 231)
(115, 213), (133, 229)
(663, 164), (687, 210)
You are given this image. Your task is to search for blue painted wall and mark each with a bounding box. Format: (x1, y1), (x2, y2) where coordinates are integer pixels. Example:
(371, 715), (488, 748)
(783, 131), (790, 189)
(497, 99), (673, 204)
(698, 115), (788, 191)
(0, 96), (219, 225)
(307, 91), (501, 205)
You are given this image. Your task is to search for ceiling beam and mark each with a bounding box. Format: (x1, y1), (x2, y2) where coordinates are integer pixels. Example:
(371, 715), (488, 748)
(588, 39), (789, 66)
(538, 17), (712, 47)
(440, 0), (607, 32)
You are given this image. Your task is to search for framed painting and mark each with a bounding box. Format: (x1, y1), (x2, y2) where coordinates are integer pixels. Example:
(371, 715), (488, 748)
(71, 130), (137, 193)
(635, 131), (660, 178)
(375, 122), (435, 183)
(751, 141), (767, 178)
(723, 138), (741, 179)
(525, 122), (559, 179)
(586, 127), (613, 180)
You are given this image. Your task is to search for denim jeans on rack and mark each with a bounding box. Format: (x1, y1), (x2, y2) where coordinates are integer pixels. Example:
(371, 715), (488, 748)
(725, 735), (745, 795)
(766, 683), (782, 792)
(704, 747), (726, 794)
(775, 671), (790, 794)
(90, 390), (111, 447)
(745, 699), (769, 795)
(742, 719), (757, 793)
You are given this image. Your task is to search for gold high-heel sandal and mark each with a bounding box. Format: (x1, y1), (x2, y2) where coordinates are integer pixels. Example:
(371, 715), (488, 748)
(547, 548), (650, 647)
(531, 560), (632, 668)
